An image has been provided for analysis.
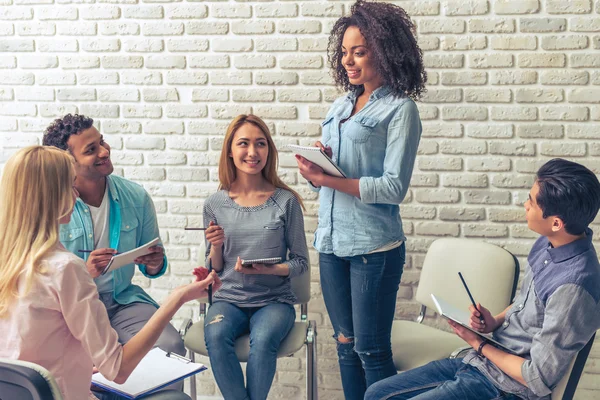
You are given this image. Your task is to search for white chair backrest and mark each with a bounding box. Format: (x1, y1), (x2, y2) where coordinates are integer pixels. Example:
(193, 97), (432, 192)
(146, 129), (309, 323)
(290, 258), (311, 305)
(415, 239), (518, 316)
(551, 333), (595, 400)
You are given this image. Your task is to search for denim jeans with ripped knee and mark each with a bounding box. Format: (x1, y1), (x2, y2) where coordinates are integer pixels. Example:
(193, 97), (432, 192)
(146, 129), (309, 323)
(319, 244), (405, 400)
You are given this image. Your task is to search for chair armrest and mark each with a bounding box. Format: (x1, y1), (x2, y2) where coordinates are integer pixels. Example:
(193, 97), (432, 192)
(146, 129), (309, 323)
(179, 318), (193, 339)
(307, 320), (317, 344)
(449, 346), (472, 359)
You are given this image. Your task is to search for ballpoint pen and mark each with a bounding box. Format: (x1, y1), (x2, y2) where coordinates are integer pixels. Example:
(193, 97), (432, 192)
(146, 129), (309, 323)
(207, 257), (213, 305)
(78, 250), (121, 255)
(458, 272), (485, 325)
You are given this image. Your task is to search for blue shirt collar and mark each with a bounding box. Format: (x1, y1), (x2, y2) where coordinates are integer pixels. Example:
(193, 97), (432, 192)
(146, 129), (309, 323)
(347, 85), (393, 102)
(545, 228), (594, 263)
(106, 175), (119, 203)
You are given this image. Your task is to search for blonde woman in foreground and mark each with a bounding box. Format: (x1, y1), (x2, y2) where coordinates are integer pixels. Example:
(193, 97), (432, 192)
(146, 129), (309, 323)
(0, 146), (220, 400)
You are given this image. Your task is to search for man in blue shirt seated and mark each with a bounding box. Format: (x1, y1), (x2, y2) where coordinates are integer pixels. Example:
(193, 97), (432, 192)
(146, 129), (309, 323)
(43, 114), (186, 394)
(366, 158), (600, 400)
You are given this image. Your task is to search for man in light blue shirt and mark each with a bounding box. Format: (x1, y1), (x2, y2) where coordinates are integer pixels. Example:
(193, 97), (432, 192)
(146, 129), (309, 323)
(43, 114), (185, 395)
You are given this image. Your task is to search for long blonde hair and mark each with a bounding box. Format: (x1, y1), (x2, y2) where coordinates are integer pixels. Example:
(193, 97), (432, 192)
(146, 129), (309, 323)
(0, 146), (75, 317)
(218, 114), (304, 209)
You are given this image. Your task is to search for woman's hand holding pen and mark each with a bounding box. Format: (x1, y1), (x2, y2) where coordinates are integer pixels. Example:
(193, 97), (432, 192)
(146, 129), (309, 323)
(85, 248), (117, 278)
(205, 221), (224, 247)
(469, 303), (498, 333)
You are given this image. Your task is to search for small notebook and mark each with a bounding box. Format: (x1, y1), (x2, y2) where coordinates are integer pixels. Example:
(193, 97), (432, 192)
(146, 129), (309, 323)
(287, 144), (347, 178)
(92, 348), (206, 399)
(241, 257), (282, 266)
(101, 237), (161, 275)
(431, 294), (517, 355)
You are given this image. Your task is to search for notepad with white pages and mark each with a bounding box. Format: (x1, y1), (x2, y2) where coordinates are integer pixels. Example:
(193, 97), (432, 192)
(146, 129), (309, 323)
(287, 144), (347, 178)
(92, 348), (207, 399)
(101, 237), (161, 275)
(431, 294), (518, 355)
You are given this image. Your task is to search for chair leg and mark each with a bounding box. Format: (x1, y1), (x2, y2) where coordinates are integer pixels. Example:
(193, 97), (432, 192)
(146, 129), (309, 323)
(189, 350), (197, 400)
(306, 320), (318, 400)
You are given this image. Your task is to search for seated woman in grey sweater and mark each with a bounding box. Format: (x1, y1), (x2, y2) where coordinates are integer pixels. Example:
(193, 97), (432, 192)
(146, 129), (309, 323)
(203, 114), (309, 400)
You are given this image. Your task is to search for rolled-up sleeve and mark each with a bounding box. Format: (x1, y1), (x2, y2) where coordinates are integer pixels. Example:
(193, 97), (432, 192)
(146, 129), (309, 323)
(283, 196), (309, 278)
(522, 284), (599, 397)
(359, 100), (421, 205)
(57, 259), (123, 381)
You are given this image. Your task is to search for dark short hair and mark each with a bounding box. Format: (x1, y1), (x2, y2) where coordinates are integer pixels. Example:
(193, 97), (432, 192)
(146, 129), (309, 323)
(536, 158), (600, 235)
(42, 114), (94, 150)
(327, 0), (427, 99)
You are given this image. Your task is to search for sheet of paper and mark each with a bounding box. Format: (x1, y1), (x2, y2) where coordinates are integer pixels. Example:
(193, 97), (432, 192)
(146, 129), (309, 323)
(431, 294), (518, 355)
(102, 237), (161, 275)
(92, 348), (206, 399)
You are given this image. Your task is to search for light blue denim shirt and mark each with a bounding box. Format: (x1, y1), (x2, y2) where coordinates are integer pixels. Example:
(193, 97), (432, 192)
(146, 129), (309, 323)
(59, 175), (167, 307)
(313, 85), (422, 257)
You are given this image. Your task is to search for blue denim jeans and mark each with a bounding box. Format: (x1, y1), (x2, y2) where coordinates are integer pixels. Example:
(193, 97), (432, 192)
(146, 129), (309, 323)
(364, 358), (518, 400)
(319, 244), (405, 400)
(204, 301), (295, 400)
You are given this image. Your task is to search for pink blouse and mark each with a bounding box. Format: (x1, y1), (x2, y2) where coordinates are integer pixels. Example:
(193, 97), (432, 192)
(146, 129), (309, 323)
(0, 247), (123, 400)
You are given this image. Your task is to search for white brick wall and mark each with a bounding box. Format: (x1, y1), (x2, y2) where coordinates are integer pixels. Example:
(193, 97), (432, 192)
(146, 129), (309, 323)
(1, 0), (600, 398)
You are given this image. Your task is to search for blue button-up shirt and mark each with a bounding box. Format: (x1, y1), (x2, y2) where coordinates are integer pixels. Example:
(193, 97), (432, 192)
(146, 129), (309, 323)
(59, 175), (168, 307)
(464, 229), (600, 399)
(313, 86), (422, 257)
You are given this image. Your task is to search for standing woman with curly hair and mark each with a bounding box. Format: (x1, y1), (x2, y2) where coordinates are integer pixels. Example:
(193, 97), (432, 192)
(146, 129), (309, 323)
(295, 1), (426, 398)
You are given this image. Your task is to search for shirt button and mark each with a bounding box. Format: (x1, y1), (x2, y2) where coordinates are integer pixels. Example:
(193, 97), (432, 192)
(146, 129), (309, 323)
(84, 209), (88, 213)
(126, 225), (130, 229)
(518, 304), (524, 310)
(69, 234), (73, 238)
(88, 234), (93, 238)
(502, 321), (509, 328)
(544, 260), (548, 265)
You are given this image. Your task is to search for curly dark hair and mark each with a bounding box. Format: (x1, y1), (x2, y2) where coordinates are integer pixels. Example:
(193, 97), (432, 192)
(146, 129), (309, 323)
(328, 0), (427, 99)
(42, 114), (94, 150)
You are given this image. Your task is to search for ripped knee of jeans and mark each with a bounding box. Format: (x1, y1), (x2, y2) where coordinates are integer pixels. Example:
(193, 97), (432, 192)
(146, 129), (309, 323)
(333, 333), (357, 359)
(207, 314), (224, 325)
(336, 333), (354, 344)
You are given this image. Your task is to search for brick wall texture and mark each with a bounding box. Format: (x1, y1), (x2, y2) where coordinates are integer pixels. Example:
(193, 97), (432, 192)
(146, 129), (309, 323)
(1, 0), (600, 398)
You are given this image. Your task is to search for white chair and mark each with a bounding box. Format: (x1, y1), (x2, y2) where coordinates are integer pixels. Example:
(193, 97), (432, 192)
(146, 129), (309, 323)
(551, 333), (596, 400)
(179, 264), (318, 400)
(391, 238), (520, 371)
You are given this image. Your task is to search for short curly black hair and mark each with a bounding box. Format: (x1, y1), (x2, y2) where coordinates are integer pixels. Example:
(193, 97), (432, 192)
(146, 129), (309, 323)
(43, 114), (94, 150)
(328, 0), (427, 99)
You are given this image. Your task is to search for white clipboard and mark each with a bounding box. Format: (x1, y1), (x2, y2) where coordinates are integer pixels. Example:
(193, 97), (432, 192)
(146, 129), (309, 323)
(92, 348), (206, 399)
(101, 237), (161, 275)
(287, 144), (347, 178)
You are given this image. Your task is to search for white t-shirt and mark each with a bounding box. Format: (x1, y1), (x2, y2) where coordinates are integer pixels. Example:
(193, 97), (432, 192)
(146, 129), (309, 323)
(90, 187), (113, 294)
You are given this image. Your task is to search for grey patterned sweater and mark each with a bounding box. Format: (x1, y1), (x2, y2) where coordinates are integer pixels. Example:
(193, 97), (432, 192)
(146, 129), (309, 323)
(203, 188), (309, 307)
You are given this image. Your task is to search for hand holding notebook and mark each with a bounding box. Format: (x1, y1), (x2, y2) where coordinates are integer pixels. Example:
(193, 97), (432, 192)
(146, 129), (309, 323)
(101, 237), (161, 275)
(431, 294), (517, 355)
(288, 144), (347, 178)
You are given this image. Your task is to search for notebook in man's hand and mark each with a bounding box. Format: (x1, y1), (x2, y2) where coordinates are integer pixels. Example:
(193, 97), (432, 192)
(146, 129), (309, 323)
(92, 348), (206, 399)
(287, 144), (347, 178)
(430, 294), (518, 355)
(101, 237), (161, 275)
